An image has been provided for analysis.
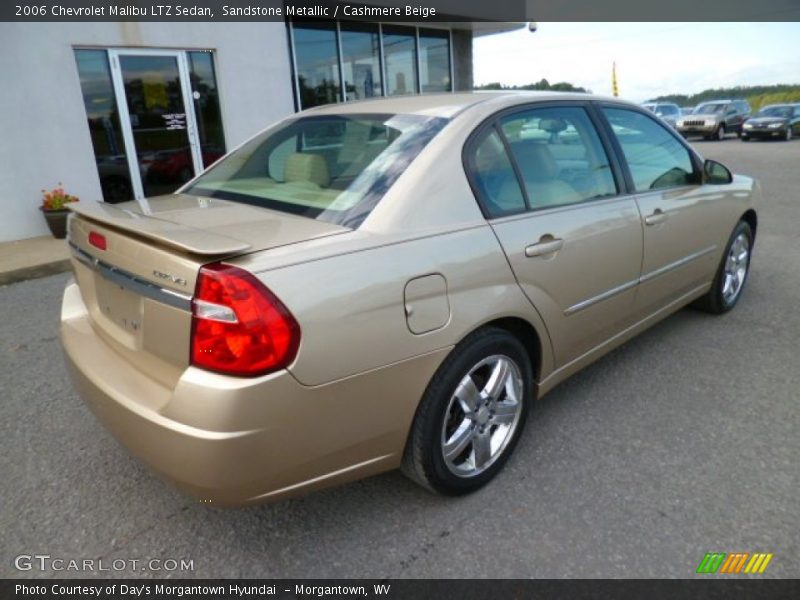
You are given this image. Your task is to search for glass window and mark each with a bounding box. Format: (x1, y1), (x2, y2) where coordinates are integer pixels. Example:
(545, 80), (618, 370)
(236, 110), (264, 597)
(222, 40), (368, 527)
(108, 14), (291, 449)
(603, 107), (696, 192)
(695, 102), (727, 115)
(188, 52), (226, 168)
(186, 114), (448, 227)
(74, 49), (133, 203)
(418, 29), (451, 93)
(383, 26), (417, 96)
(467, 129), (526, 218)
(499, 107), (617, 209)
(340, 23), (382, 101)
(117, 54), (197, 197)
(293, 21), (342, 109)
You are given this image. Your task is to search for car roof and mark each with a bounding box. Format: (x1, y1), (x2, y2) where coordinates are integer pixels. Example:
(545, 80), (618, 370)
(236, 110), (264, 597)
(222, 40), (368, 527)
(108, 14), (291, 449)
(303, 91), (633, 119)
(698, 99), (749, 105)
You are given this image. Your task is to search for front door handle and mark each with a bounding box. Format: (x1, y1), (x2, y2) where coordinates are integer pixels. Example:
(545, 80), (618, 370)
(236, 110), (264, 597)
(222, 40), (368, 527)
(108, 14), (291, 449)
(645, 209), (668, 226)
(525, 238), (564, 258)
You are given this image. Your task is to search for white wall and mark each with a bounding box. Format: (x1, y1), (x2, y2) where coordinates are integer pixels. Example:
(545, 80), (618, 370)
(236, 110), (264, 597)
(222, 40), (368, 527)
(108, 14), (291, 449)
(0, 22), (295, 242)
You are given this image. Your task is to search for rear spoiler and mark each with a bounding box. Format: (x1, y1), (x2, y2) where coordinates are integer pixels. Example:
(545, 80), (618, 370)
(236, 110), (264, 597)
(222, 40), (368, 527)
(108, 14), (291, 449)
(69, 201), (251, 256)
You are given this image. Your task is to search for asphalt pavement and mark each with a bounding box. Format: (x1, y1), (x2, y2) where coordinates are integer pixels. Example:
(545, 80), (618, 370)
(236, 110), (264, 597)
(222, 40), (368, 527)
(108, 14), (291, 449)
(1, 138), (798, 579)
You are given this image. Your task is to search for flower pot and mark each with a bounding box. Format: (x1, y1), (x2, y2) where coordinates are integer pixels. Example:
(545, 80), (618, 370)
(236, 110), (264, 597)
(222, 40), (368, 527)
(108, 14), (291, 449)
(40, 207), (70, 239)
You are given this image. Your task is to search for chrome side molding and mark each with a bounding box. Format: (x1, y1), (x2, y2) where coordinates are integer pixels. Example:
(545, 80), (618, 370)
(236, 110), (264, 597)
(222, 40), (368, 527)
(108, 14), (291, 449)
(68, 242), (192, 311)
(565, 245), (717, 315)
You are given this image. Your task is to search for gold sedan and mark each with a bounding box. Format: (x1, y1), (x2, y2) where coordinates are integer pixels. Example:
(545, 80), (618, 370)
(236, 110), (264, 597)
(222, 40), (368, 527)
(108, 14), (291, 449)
(61, 92), (759, 505)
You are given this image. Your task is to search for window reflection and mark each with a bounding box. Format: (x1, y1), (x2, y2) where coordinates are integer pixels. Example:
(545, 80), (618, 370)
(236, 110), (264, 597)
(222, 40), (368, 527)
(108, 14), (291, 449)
(294, 21), (342, 109)
(419, 29), (451, 93)
(118, 55), (195, 197)
(74, 49), (133, 203)
(340, 22), (382, 101)
(382, 26), (418, 96)
(188, 52), (226, 168)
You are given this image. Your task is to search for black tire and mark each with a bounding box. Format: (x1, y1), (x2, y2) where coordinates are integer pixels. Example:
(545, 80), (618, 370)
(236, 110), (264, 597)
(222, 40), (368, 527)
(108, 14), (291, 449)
(714, 124), (726, 141)
(741, 135), (750, 142)
(694, 220), (753, 314)
(783, 128), (792, 142)
(401, 327), (533, 495)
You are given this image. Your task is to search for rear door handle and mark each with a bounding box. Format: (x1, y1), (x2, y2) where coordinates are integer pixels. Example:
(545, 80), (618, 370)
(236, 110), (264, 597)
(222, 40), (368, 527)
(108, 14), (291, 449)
(525, 238), (564, 257)
(645, 209), (668, 226)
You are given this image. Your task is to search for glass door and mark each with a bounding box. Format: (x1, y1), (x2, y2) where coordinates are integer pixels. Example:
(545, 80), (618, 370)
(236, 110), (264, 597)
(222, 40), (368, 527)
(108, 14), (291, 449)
(109, 50), (203, 199)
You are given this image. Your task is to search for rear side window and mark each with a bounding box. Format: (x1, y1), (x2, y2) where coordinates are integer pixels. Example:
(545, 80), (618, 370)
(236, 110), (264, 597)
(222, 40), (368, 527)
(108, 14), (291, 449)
(499, 106), (617, 210)
(467, 129), (526, 218)
(603, 107), (696, 192)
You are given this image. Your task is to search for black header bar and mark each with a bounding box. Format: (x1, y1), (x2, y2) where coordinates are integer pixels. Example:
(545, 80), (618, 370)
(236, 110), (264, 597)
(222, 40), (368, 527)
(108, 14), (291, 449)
(3, 0), (800, 22)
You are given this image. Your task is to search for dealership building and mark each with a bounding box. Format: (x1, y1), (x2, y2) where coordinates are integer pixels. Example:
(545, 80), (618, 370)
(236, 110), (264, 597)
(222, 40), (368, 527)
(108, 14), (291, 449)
(0, 16), (519, 242)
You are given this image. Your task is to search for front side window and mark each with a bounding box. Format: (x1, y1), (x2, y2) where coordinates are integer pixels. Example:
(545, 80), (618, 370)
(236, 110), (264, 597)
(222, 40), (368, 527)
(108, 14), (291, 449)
(186, 114), (447, 227)
(603, 107), (696, 192)
(499, 106), (618, 210)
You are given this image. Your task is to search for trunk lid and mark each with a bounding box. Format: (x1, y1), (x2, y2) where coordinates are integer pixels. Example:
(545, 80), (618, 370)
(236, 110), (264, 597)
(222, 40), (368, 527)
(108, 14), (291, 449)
(69, 193), (349, 255)
(67, 194), (349, 387)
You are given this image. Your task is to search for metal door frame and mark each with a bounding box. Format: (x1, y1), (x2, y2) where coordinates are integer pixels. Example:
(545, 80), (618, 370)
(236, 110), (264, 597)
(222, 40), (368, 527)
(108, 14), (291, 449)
(108, 48), (203, 200)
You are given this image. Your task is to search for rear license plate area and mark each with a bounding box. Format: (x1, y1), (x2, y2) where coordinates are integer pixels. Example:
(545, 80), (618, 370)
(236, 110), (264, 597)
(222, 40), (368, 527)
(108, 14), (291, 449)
(95, 276), (144, 342)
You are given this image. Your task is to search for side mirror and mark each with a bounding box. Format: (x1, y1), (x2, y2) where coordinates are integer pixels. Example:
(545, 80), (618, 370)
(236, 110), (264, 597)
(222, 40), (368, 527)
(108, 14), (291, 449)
(704, 159), (733, 185)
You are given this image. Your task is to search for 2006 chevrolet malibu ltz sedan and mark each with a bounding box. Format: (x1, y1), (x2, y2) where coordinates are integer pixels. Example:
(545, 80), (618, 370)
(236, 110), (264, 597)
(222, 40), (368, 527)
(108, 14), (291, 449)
(61, 92), (759, 505)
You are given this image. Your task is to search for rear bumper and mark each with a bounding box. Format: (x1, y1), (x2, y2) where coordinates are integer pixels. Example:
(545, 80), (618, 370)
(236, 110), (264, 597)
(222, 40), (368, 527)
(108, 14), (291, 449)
(60, 281), (447, 505)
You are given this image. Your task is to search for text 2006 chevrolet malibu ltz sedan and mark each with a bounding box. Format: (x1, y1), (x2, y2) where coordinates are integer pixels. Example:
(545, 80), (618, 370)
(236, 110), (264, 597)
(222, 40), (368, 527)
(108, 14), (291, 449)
(61, 92), (759, 505)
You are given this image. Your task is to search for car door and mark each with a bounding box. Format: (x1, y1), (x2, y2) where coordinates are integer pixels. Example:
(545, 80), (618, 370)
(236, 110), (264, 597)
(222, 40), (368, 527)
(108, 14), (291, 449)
(466, 104), (643, 368)
(600, 106), (723, 318)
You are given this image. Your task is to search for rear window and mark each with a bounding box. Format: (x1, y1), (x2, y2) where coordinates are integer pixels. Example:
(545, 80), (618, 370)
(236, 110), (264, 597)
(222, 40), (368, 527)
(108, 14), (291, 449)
(186, 113), (447, 227)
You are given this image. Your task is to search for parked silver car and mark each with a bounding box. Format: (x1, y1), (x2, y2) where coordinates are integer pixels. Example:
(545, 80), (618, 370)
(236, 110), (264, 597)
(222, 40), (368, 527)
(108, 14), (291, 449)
(642, 102), (681, 128)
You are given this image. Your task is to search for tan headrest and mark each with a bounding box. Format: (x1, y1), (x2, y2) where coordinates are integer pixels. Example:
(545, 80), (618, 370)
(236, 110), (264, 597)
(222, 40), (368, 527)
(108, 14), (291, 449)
(510, 141), (559, 181)
(283, 153), (330, 187)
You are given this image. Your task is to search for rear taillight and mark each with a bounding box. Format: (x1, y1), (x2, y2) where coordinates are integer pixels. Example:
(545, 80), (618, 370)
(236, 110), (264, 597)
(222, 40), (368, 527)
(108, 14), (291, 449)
(190, 263), (300, 377)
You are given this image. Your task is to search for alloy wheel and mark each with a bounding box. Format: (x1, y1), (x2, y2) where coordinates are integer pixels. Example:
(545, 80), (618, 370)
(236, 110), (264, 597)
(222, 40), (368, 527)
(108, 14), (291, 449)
(440, 355), (524, 478)
(722, 232), (750, 305)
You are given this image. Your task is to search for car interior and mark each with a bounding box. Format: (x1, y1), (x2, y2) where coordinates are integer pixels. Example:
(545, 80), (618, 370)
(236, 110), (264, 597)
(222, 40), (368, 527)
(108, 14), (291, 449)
(471, 110), (617, 217)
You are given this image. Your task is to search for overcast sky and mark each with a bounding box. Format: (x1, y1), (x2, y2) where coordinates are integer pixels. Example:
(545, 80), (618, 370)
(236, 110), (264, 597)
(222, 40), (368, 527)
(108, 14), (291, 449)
(473, 23), (800, 102)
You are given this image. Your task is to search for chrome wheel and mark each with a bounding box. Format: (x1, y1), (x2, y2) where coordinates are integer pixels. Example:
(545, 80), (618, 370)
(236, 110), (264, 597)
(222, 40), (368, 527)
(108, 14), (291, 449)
(722, 232), (750, 305)
(716, 125), (725, 140)
(440, 355), (523, 478)
(786, 128), (792, 141)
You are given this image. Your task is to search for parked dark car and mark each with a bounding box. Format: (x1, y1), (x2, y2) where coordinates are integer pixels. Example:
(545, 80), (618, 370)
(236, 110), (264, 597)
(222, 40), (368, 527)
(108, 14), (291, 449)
(676, 99), (751, 141)
(741, 104), (800, 141)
